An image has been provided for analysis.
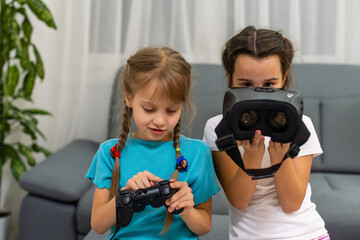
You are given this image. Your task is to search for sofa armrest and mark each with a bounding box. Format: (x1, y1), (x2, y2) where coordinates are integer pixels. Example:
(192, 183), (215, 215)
(19, 139), (100, 202)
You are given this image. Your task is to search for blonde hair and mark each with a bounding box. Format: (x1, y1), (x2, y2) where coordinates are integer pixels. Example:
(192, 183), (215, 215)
(110, 46), (193, 234)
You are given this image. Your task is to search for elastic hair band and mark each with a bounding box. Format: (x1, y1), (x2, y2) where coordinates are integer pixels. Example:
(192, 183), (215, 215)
(110, 144), (121, 159)
(176, 155), (188, 172)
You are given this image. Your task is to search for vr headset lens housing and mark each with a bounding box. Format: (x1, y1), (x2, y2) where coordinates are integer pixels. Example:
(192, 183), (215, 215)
(239, 110), (288, 132)
(223, 88), (303, 143)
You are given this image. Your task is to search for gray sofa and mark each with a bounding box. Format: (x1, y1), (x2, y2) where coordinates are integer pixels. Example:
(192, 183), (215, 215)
(19, 63), (360, 240)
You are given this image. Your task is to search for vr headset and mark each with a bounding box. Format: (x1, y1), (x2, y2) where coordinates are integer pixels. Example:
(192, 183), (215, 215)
(215, 87), (310, 180)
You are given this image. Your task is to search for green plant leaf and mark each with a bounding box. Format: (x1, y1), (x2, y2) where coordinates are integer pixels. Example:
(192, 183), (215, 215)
(32, 44), (44, 79)
(22, 17), (33, 43)
(18, 143), (36, 166)
(23, 108), (52, 116)
(1, 4), (11, 24)
(1, 144), (20, 159)
(22, 63), (36, 98)
(15, 0), (27, 5)
(27, 0), (57, 29)
(1, 34), (10, 64)
(11, 13), (21, 35)
(30, 116), (38, 125)
(14, 34), (23, 58)
(19, 116), (46, 140)
(2, 121), (11, 134)
(20, 39), (30, 70)
(11, 157), (26, 181)
(7, 65), (20, 96)
(31, 143), (51, 157)
(20, 122), (37, 140)
(16, 7), (26, 14)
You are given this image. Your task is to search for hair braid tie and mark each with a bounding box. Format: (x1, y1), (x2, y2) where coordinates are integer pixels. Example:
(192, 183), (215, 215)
(110, 144), (121, 158)
(176, 154), (188, 171)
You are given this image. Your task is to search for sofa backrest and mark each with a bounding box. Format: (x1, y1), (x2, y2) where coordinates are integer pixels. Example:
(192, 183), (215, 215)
(293, 63), (360, 173)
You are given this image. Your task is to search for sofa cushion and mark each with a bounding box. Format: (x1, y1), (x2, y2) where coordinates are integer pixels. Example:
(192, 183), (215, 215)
(320, 97), (360, 173)
(309, 173), (360, 239)
(185, 64), (226, 139)
(199, 214), (229, 240)
(77, 185), (95, 235)
(294, 64), (360, 173)
(211, 186), (229, 215)
(19, 194), (78, 240)
(19, 140), (100, 202)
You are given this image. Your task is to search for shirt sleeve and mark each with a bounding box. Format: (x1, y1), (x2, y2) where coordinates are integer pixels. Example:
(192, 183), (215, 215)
(202, 115), (222, 151)
(298, 115), (323, 158)
(189, 143), (220, 206)
(85, 142), (114, 189)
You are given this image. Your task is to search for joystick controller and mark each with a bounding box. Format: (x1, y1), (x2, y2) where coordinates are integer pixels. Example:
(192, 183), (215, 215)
(115, 180), (183, 228)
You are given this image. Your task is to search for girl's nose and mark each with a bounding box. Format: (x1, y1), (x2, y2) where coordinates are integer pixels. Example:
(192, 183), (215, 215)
(153, 113), (166, 127)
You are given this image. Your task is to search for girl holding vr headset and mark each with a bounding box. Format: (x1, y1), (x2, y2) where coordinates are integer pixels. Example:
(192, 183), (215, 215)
(203, 26), (329, 240)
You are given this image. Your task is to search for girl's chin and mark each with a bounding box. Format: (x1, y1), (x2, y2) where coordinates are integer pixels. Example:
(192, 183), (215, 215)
(133, 131), (172, 141)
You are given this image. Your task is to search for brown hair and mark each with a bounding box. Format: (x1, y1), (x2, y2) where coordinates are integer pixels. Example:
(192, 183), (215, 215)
(222, 26), (294, 89)
(109, 46), (193, 234)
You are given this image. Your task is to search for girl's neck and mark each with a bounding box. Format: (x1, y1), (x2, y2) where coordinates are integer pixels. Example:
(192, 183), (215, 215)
(131, 131), (174, 142)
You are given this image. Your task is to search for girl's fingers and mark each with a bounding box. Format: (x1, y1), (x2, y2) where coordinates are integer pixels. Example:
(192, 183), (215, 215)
(174, 199), (194, 211)
(242, 140), (250, 148)
(166, 191), (194, 212)
(259, 135), (265, 146)
(168, 198), (194, 213)
(143, 170), (163, 183)
(169, 180), (188, 191)
(127, 180), (140, 191)
(251, 130), (262, 145)
(132, 174), (147, 189)
(127, 171), (163, 190)
(283, 142), (291, 149)
(166, 181), (192, 206)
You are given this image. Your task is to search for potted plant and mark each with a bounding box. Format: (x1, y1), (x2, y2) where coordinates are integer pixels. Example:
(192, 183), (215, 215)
(0, 0), (56, 238)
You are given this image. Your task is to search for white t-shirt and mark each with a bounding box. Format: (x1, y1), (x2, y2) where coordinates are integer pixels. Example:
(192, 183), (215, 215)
(203, 114), (328, 240)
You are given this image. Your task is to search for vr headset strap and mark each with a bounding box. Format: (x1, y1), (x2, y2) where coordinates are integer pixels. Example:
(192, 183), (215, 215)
(215, 114), (310, 180)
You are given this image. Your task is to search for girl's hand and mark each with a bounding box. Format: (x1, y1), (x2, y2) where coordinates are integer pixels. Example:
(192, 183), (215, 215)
(121, 170), (163, 191)
(268, 141), (291, 164)
(237, 130), (265, 168)
(165, 179), (194, 215)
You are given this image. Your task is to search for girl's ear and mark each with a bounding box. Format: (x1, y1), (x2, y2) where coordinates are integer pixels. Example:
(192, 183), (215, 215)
(282, 70), (289, 86)
(125, 93), (132, 107)
(226, 72), (232, 87)
(226, 72), (231, 80)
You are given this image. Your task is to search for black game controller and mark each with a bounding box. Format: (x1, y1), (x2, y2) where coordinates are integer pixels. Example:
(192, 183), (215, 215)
(115, 180), (183, 228)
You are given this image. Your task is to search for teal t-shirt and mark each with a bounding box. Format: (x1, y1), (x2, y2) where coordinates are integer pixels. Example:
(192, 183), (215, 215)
(86, 135), (219, 240)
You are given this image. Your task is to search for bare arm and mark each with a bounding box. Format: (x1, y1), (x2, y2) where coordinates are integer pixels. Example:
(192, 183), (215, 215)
(166, 181), (212, 235)
(91, 187), (116, 234)
(213, 130), (264, 210)
(268, 141), (312, 213)
(180, 198), (213, 236)
(213, 151), (257, 210)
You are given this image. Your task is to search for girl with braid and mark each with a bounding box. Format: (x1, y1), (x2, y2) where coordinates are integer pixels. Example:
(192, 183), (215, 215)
(86, 46), (219, 239)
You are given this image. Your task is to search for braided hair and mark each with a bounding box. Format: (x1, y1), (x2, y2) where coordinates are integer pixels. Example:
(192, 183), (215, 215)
(109, 47), (193, 234)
